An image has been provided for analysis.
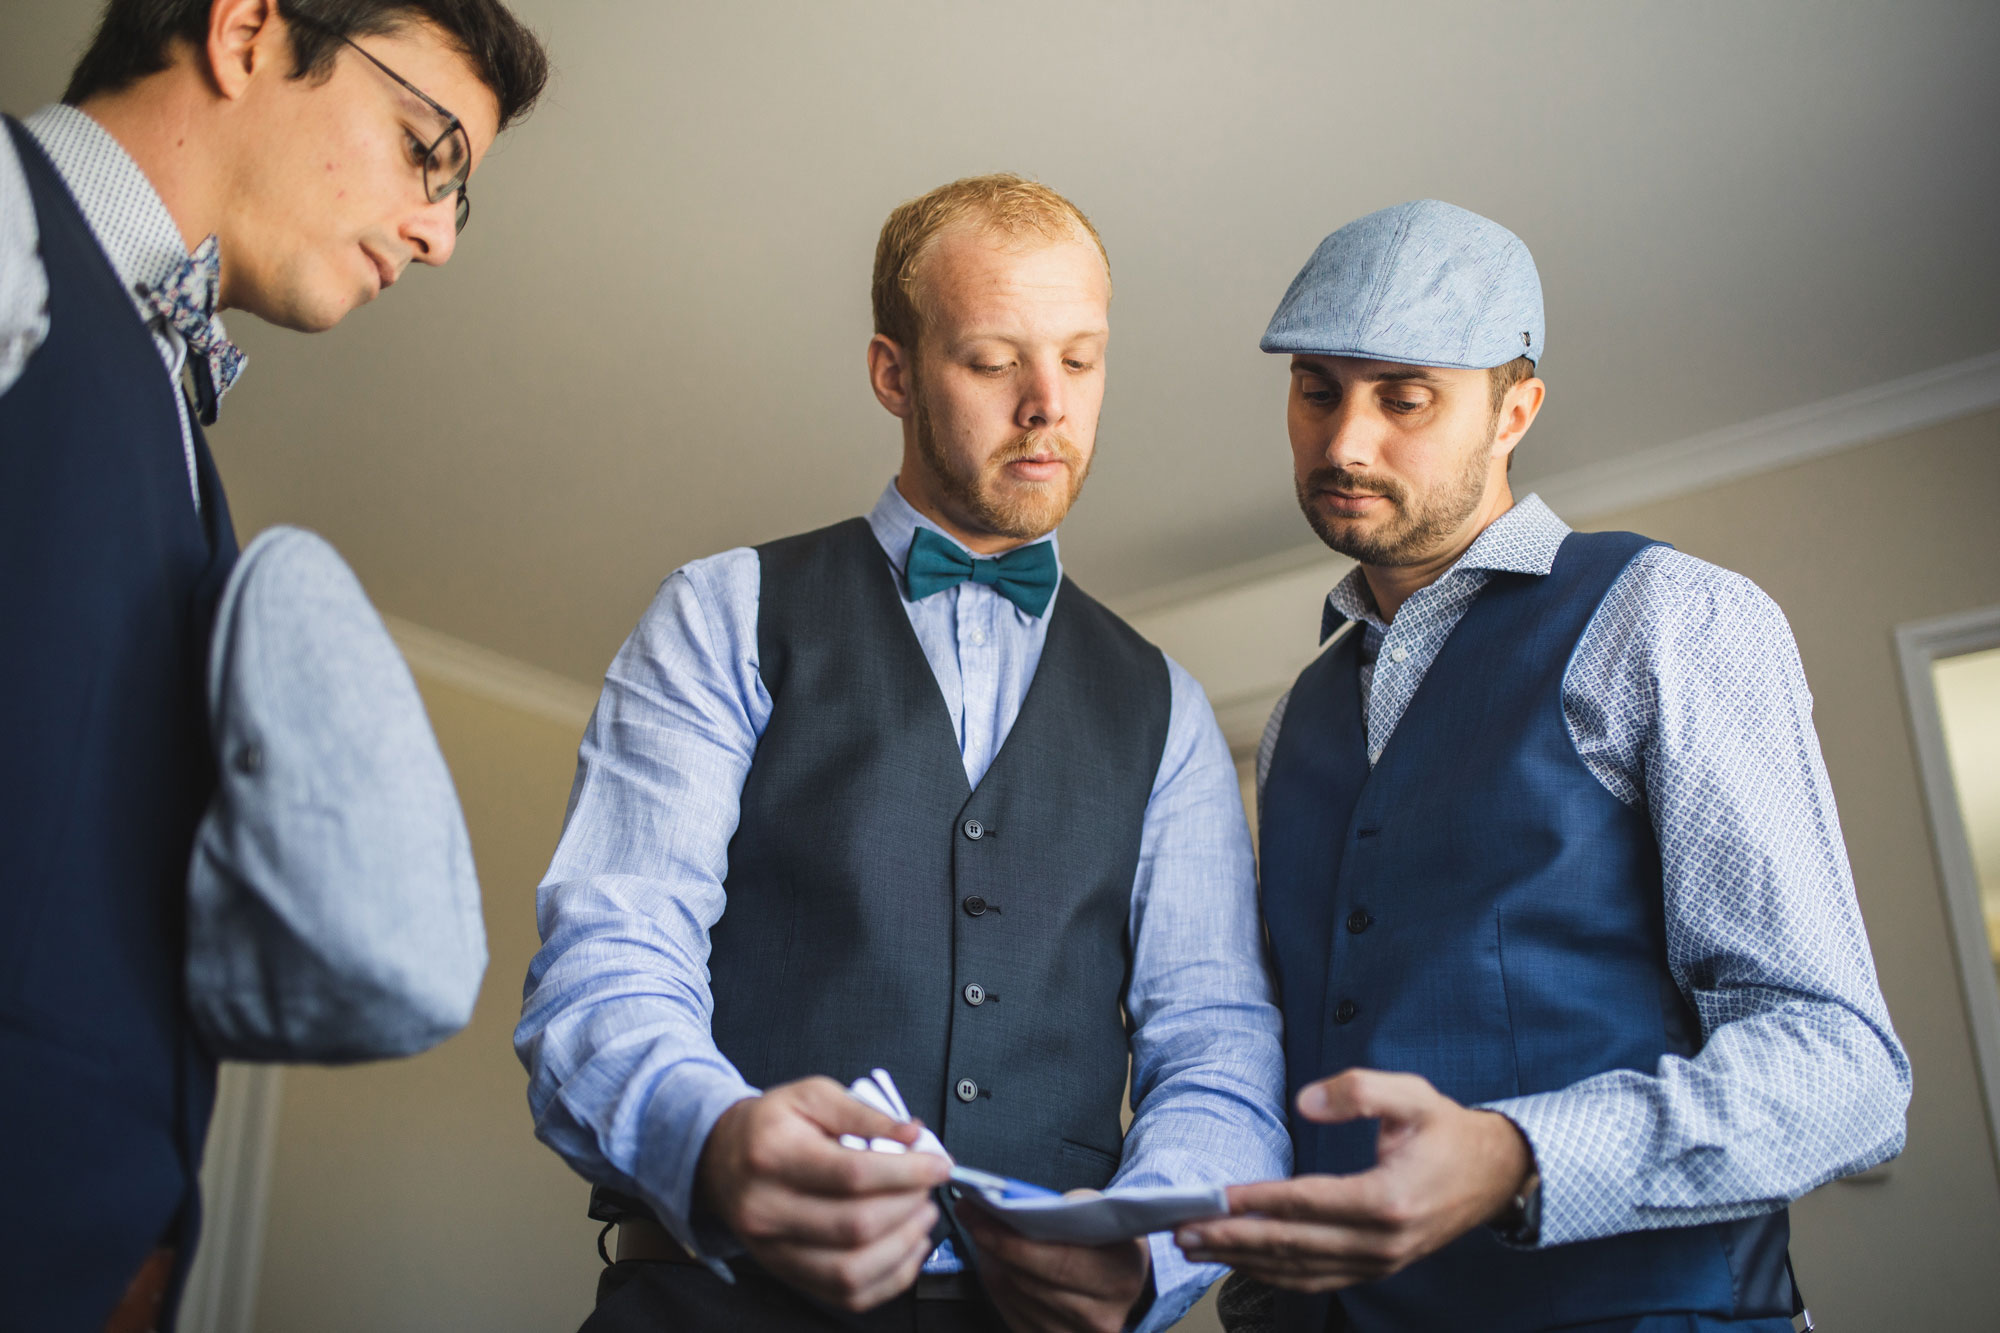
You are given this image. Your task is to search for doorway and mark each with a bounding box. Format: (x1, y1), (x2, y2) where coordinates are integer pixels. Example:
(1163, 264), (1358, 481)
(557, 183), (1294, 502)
(1899, 607), (2000, 1163)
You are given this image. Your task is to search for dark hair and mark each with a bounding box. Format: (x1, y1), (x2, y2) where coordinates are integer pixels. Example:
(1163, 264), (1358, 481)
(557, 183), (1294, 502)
(63, 0), (549, 129)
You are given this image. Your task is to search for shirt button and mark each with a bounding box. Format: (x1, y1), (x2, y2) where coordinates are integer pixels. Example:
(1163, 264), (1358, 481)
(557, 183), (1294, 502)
(963, 983), (986, 1006)
(1346, 909), (1373, 934)
(1390, 646), (1409, 663)
(955, 1078), (979, 1103)
(971, 628), (987, 646)
(963, 896), (988, 917)
(962, 819), (984, 840)
(235, 742), (263, 775)
(1334, 999), (1358, 1025)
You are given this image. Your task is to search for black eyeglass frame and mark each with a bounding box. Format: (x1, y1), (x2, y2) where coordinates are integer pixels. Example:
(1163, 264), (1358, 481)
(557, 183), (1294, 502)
(295, 16), (474, 233)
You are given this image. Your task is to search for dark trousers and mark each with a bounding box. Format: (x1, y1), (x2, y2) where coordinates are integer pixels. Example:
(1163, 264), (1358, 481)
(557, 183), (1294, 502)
(583, 1261), (1010, 1333)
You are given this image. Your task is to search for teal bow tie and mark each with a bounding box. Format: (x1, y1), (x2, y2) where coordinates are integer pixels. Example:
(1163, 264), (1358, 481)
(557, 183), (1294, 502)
(904, 527), (1060, 618)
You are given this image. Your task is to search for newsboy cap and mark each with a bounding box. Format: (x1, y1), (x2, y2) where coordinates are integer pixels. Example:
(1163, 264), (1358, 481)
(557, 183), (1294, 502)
(1261, 199), (1544, 369)
(187, 526), (485, 1064)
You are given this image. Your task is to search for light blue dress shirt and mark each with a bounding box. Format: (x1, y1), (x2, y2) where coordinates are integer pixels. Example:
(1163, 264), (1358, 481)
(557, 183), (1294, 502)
(1257, 495), (1910, 1247)
(518, 481), (1290, 1329)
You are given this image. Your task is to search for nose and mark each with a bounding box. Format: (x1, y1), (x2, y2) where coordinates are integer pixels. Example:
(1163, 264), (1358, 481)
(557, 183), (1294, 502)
(403, 194), (459, 268)
(1321, 398), (1384, 471)
(1015, 355), (1067, 434)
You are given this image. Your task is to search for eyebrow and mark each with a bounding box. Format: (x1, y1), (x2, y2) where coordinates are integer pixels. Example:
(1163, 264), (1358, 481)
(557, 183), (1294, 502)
(1289, 359), (1443, 386)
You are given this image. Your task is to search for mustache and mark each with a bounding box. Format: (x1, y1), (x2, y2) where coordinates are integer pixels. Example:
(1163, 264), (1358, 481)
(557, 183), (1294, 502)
(990, 430), (1083, 470)
(1301, 465), (1406, 506)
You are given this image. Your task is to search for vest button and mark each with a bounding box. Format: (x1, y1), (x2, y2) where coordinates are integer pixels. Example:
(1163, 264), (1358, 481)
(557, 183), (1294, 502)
(963, 983), (986, 1006)
(962, 819), (985, 840)
(955, 1078), (979, 1102)
(963, 896), (987, 917)
(1334, 999), (1358, 1025)
(1346, 909), (1373, 934)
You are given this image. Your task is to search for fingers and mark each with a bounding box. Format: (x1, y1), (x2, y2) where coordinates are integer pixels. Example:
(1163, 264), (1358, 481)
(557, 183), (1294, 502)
(774, 1127), (952, 1197)
(966, 1218), (1145, 1298)
(734, 1180), (938, 1250)
(787, 1076), (925, 1145)
(1223, 1174), (1384, 1225)
(969, 1220), (1151, 1333)
(1296, 1068), (1437, 1125)
(1173, 1216), (1406, 1291)
(767, 1199), (941, 1312)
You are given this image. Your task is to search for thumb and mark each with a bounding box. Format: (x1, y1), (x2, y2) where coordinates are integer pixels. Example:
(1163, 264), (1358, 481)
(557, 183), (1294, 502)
(788, 1076), (924, 1145)
(1297, 1069), (1437, 1126)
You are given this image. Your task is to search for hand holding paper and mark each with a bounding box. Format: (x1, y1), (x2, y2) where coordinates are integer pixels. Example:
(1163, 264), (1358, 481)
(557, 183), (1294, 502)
(694, 1075), (950, 1312)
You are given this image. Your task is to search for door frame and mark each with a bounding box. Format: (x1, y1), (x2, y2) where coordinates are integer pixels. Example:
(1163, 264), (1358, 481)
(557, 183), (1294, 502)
(1896, 603), (2000, 1167)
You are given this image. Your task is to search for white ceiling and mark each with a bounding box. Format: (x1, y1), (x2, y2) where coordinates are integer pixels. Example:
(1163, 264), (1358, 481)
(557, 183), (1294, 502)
(7, 1), (1998, 683)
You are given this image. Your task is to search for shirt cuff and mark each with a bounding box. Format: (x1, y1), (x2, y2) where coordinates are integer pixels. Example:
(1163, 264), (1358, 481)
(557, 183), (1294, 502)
(1480, 1088), (1645, 1249)
(629, 1066), (760, 1266)
(1132, 1232), (1225, 1333)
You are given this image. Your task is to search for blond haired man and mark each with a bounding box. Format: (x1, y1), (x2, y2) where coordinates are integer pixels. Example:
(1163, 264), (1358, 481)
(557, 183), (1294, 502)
(517, 175), (1289, 1332)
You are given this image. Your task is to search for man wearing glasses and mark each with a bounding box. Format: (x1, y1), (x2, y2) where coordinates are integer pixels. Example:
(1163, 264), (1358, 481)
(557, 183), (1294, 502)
(0, 2), (545, 1329)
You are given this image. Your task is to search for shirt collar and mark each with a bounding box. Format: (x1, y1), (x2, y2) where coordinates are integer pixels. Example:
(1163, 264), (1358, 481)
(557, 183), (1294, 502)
(24, 103), (228, 348)
(1323, 493), (1569, 637)
(865, 478), (1063, 586)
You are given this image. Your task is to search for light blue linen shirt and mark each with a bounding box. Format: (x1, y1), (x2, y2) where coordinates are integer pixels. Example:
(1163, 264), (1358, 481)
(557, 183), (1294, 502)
(1257, 495), (1910, 1247)
(518, 481), (1290, 1328)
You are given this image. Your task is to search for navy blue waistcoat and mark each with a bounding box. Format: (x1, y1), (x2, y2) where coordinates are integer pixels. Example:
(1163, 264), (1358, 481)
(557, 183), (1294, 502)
(1259, 531), (1791, 1332)
(0, 117), (238, 1332)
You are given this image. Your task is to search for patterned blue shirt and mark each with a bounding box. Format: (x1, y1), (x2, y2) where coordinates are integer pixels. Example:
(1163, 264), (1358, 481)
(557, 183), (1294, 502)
(1257, 494), (1910, 1246)
(517, 481), (1290, 1329)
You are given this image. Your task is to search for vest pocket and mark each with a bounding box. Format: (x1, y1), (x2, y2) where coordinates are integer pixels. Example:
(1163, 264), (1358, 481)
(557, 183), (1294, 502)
(1054, 1138), (1121, 1192)
(1492, 913), (1527, 1100)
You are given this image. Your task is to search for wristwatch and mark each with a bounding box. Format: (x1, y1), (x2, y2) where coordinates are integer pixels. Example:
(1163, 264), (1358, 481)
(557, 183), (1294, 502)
(1490, 1173), (1541, 1246)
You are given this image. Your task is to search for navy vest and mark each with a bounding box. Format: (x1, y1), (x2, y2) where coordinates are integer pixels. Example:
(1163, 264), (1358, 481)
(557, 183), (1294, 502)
(0, 117), (238, 1330)
(1259, 531), (1792, 1332)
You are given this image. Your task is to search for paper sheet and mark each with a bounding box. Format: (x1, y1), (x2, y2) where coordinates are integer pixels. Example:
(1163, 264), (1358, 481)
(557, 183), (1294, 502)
(840, 1069), (1231, 1245)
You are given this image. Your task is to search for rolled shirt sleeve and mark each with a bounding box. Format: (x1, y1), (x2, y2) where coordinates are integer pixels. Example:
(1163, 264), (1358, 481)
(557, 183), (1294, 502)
(1482, 552), (1911, 1246)
(1124, 661), (1293, 1330)
(514, 552), (767, 1261)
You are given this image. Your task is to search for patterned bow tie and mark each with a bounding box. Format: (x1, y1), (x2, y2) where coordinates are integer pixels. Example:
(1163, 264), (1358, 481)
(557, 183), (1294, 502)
(139, 234), (245, 426)
(904, 527), (1061, 618)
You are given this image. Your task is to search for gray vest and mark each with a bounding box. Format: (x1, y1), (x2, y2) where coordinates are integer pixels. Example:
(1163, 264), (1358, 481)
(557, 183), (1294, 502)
(706, 517), (1170, 1191)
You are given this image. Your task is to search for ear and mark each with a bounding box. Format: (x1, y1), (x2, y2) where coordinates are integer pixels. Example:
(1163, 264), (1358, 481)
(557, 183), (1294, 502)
(1490, 375), (1545, 466)
(868, 334), (916, 420)
(205, 0), (284, 102)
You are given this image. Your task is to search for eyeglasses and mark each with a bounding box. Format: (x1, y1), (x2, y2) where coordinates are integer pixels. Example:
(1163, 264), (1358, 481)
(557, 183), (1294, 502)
(310, 23), (474, 233)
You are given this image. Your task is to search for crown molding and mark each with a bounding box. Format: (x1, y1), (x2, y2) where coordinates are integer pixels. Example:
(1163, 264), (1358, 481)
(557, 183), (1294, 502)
(1533, 349), (2000, 520)
(384, 615), (600, 730)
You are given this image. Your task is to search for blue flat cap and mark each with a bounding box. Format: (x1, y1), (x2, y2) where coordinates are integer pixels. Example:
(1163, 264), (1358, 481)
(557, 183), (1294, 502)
(188, 526), (486, 1064)
(1261, 199), (1543, 369)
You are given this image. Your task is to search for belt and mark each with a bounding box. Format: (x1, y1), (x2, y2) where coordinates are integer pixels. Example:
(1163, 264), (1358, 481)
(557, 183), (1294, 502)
(612, 1219), (976, 1301)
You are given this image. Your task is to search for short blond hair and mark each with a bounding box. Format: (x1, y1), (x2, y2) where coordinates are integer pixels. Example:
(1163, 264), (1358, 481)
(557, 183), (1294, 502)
(872, 173), (1110, 353)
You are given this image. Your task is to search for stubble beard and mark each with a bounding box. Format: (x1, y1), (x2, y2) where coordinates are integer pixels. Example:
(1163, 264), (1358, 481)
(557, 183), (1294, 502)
(1297, 429), (1493, 567)
(912, 383), (1092, 541)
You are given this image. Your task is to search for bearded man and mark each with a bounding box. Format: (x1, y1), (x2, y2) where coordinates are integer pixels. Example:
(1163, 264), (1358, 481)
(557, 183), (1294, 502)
(1175, 200), (1911, 1332)
(516, 174), (1289, 1333)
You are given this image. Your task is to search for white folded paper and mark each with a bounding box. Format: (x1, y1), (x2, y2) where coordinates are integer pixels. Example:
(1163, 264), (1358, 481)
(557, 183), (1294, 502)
(839, 1069), (1230, 1245)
